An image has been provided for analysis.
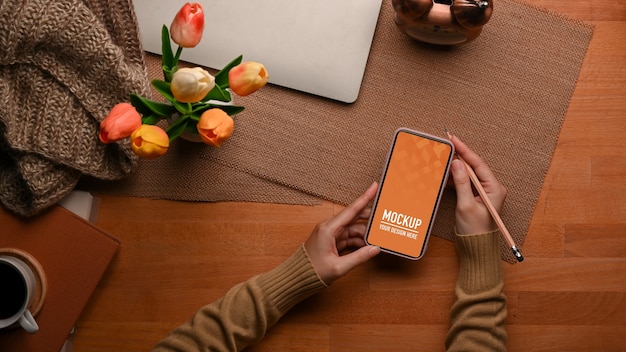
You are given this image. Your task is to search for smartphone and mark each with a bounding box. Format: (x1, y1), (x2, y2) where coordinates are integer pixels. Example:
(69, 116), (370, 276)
(365, 128), (455, 260)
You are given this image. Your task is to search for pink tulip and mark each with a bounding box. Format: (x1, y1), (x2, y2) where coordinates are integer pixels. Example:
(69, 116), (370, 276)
(196, 109), (234, 147)
(99, 103), (142, 143)
(170, 3), (204, 48)
(228, 62), (269, 96)
(130, 125), (170, 159)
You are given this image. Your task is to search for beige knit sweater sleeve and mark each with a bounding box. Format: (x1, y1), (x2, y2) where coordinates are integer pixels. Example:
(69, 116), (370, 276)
(152, 232), (506, 351)
(151, 245), (327, 352)
(446, 230), (508, 351)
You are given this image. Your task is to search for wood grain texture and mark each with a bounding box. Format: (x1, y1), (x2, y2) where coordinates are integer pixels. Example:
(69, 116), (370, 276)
(73, 1), (626, 350)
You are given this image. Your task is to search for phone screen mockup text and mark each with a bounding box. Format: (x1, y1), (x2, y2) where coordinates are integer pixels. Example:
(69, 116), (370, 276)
(366, 130), (453, 259)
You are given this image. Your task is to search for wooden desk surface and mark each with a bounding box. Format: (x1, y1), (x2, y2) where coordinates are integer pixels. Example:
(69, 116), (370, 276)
(74, 1), (626, 350)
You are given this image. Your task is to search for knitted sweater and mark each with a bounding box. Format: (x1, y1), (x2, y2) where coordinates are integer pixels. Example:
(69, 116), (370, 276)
(446, 230), (508, 351)
(0, 0), (150, 216)
(152, 231), (507, 351)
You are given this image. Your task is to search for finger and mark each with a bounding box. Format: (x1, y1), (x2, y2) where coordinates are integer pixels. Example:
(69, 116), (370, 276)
(327, 182), (378, 230)
(450, 159), (475, 208)
(336, 223), (368, 251)
(348, 222), (368, 237)
(357, 207), (373, 221)
(336, 236), (367, 252)
(334, 245), (380, 276)
(451, 135), (497, 186)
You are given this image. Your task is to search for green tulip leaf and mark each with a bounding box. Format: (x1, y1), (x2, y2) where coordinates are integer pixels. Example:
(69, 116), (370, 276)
(152, 80), (175, 102)
(184, 123), (199, 134)
(162, 65), (176, 83)
(173, 100), (192, 115)
(214, 55), (243, 88)
(130, 94), (176, 117)
(165, 115), (189, 142)
(161, 25), (174, 75)
(191, 104), (245, 116)
(187, 104), (244, 122)
(190, 110), (202, 122)
(211, 105), (245, 116)
(202, 85), (231, 102)
(141, 114), (162, 125)
(188, 106), (214, 121)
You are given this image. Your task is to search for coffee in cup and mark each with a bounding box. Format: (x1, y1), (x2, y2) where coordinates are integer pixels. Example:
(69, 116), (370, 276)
(0, 255), (40, 334)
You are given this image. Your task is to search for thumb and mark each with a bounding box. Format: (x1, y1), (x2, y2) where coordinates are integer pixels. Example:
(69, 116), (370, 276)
(451, 159), (474, 206)
(335, 246), (380, 278)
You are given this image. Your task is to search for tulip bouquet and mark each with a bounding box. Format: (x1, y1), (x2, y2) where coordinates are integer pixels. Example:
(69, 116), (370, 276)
(99, 3), (269, 158)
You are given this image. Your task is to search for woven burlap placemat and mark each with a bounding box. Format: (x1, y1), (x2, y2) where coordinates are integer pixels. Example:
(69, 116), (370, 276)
(81, 0), (592, 262)
(78, 137), (322, 205)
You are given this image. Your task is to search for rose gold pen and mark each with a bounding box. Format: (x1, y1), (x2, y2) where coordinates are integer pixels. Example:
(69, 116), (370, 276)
(446, 130), (524, 262)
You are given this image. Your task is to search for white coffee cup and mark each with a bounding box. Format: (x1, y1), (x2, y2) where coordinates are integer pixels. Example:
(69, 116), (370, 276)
(0, 255), (39, 334)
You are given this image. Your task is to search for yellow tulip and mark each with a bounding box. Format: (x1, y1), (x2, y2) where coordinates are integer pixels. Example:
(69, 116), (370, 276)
(171, 67), (215, 103)
(130, 125), (170, 158)
(196, 109), (234, 147)
(228, 62), (269, 96)
(99, 103), (142, 143)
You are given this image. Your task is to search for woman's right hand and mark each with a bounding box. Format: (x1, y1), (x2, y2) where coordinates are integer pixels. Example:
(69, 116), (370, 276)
(449, 135), (507, 235)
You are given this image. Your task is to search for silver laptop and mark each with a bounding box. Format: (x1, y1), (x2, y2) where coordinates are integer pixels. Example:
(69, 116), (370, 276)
(133, 0), (383, 103)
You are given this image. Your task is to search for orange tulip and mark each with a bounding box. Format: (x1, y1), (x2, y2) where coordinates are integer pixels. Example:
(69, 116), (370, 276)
(196, 109), (234, 147)
(228, 62), (269, 96)
(170, 3), (204, 48)
(99, 103), (142, 143)
(130, 125), (170, 159)
(171, 67), (215, 103)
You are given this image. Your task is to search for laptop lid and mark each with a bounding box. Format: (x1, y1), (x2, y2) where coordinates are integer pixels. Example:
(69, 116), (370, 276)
(133, 0), (383, 103)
